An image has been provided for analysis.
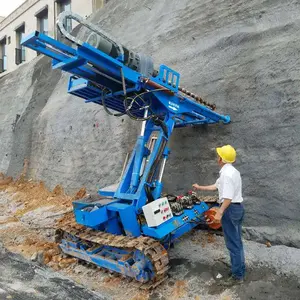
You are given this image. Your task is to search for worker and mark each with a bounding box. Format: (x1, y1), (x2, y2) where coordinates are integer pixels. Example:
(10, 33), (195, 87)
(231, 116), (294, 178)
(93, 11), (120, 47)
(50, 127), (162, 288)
(192, 145), (245, 285)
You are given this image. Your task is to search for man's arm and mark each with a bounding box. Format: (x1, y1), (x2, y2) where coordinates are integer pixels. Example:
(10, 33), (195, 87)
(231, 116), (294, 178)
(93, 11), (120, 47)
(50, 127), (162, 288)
(192, 183), (217, 191)
(219, 199), (232, 215)
(213, 198), (231, 223)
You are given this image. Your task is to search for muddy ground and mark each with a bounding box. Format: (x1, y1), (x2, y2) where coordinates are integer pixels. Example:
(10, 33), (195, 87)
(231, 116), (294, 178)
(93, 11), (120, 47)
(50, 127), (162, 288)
(0, 243), (105, 300)
(0, 178), (300, 300)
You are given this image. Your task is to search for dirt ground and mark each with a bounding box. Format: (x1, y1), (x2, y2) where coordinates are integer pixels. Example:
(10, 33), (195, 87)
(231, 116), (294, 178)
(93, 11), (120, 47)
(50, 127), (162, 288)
(0, 175), (300, 300)
(0, 243), (105, 300)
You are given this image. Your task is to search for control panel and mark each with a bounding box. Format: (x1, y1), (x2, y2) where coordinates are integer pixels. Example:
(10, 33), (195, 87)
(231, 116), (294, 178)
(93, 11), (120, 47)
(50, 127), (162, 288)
(142, 197), (173, 227)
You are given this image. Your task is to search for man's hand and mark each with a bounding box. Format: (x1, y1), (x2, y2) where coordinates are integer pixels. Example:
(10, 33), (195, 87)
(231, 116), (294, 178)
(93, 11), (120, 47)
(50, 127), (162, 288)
(192, 183), (201, 190)
(192, 183), (217, 192)
(213, 210), (223, 223)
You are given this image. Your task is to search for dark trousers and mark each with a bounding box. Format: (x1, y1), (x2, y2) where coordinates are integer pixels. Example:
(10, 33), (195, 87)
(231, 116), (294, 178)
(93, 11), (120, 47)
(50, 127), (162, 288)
(221, 203), (245, 279)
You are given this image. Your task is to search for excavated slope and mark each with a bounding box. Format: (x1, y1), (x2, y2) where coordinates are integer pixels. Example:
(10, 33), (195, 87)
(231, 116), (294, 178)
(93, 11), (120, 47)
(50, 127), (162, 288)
(0, 0), (300, 246)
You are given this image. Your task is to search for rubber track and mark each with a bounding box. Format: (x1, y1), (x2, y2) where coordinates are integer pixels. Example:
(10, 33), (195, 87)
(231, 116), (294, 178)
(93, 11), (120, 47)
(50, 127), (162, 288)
(55, 221), (169, 289)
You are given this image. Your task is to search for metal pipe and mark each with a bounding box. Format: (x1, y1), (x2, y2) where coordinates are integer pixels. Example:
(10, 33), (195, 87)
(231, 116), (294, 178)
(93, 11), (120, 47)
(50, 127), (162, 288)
(140, 108), (148, 136)
(158, 158), (167, 183)
(142, 78), (174, 96)
(140, 135), (157, 177)
(119, 153), (129, 181)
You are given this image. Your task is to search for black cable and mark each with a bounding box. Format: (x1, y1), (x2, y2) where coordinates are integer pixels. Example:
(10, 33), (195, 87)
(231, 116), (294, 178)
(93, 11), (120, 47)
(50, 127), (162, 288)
(147, 138), (167, 183)
(152, 116), (168, 137)
(123, 88), (166, 121)
(143, 137), (167, 203)
(168, 233), (172, 249)
(144, 184), (155, 203)
(137, 213), (144, 232)
(101, 88), (125, 117)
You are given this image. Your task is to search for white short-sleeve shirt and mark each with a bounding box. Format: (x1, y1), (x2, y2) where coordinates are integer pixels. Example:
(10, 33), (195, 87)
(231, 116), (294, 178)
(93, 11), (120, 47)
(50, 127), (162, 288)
(215, 164), (243, 204)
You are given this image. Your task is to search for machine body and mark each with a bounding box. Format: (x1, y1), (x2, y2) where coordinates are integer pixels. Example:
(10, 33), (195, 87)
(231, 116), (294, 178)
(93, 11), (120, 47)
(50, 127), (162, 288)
(22, 12), (230, 286)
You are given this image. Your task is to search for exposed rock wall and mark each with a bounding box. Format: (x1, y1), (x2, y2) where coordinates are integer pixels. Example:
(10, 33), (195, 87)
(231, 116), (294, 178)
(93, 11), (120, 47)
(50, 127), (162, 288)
(1, 0), (300, 246)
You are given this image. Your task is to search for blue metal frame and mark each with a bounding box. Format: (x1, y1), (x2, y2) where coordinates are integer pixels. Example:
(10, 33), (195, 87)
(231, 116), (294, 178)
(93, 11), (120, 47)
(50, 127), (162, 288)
(60, 236), (155, 282)
(22, 32), (230, 125)
(22, 31), (230, 282)
(142, 202), (209, 240)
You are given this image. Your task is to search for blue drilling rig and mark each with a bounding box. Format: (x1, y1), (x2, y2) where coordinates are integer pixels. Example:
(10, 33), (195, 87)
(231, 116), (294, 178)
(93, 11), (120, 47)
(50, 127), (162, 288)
(22, 12), (230, 288)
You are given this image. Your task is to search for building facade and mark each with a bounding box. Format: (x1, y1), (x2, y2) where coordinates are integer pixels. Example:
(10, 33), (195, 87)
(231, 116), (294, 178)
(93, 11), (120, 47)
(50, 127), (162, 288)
(0, 0), (104, 76)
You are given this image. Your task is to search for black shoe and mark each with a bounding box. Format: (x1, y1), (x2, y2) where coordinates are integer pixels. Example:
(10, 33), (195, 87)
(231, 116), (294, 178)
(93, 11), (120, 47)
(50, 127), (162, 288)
(217, 276), (244, 286)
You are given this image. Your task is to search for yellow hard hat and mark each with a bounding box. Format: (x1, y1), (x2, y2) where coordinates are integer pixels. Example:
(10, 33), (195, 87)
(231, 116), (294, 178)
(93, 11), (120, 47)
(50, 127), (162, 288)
(216, 145), (236, 163)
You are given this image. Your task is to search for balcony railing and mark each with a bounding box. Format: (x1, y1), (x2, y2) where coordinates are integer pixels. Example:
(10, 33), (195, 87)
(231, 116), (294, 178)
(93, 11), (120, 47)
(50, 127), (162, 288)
(15, 47), (26, 65)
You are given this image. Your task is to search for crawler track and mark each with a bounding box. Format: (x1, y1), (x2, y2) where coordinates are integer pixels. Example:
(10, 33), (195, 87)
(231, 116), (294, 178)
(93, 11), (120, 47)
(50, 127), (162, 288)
(55, 220), (169, 289)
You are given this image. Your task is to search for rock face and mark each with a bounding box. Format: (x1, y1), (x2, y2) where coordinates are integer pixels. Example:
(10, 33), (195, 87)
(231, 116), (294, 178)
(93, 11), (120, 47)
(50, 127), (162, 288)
(1, 0), (300, 246)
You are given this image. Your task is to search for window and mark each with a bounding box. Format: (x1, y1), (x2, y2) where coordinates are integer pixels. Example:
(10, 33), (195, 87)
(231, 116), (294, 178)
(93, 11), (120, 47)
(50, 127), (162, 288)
(56, 0), (72, 41)
(59, 0), (72, 32)
(40, 17), (48, 35)
(0, 38), (7, 73)
(8, 36), (11, 44)
(36, 7), (48, 35)
(15, 23), (26, 65)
